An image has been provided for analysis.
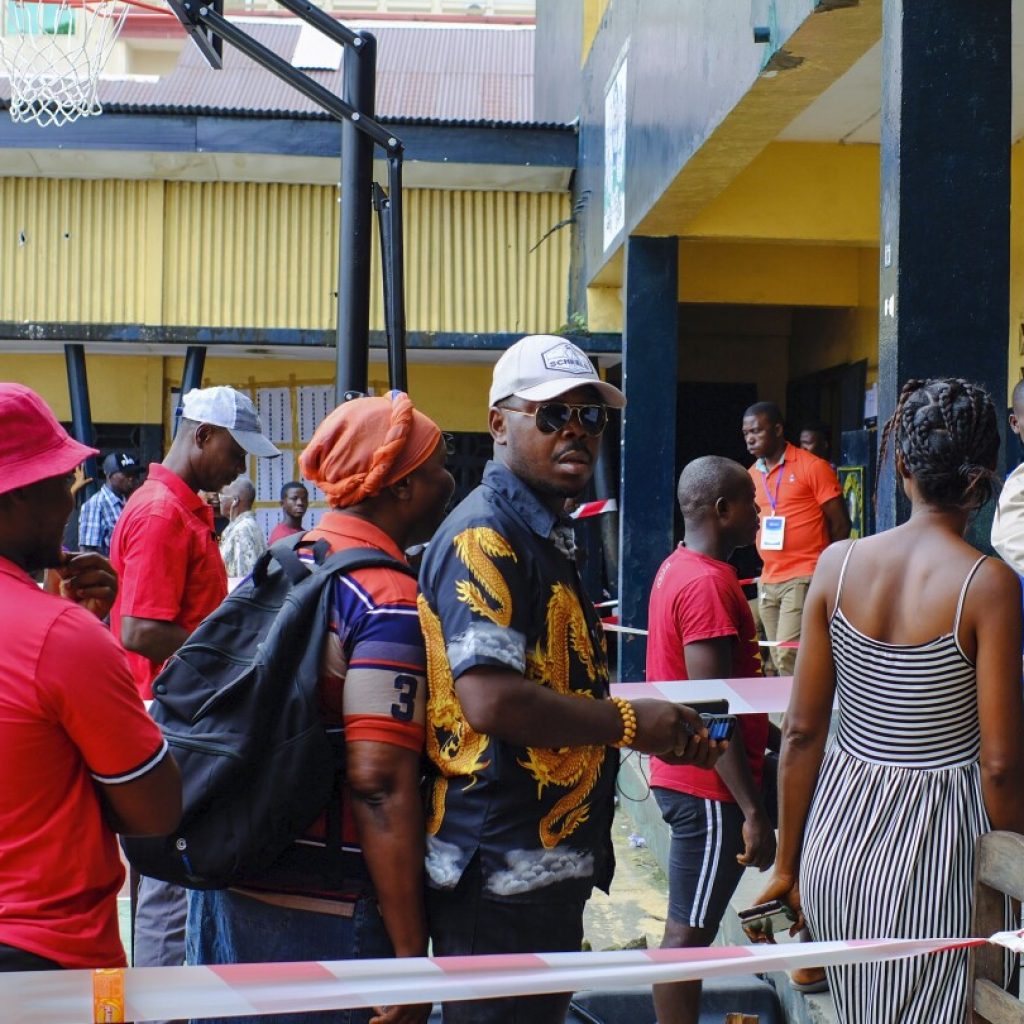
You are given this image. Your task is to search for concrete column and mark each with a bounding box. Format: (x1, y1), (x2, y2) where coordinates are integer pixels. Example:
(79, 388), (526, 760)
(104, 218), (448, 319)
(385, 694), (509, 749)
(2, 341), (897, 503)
(877, 0), (1011, 530)
(617, 235), (678, 681)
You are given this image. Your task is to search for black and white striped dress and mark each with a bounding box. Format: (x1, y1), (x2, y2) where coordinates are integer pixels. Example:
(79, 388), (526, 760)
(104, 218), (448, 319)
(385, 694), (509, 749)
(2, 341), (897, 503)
(801, 543), (990, 1023)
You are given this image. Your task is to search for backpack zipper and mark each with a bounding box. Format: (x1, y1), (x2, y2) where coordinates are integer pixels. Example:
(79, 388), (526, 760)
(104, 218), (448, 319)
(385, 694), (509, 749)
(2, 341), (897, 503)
(163, 733), (244, 759)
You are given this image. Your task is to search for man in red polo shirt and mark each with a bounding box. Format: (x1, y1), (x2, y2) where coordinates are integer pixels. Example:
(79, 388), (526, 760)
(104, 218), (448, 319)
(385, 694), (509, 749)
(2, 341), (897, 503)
(742, 402), (849, 676)
(0, 384), (181, 972)
(647, 456), (773, 1024)
(110, 384), (280, 986)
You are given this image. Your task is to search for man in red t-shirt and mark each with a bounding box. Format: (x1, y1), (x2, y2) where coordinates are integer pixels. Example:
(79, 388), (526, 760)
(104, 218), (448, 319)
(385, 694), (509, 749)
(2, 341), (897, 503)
(267, 480), (308, 544)
(0, 384), (181, 973)
(110, 385), (280, 988)
(646, 456), (774, 1024)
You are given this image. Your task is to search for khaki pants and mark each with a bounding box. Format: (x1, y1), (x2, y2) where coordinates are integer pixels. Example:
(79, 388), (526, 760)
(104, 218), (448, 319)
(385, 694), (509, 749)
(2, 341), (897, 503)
(759, 576), (812, 677)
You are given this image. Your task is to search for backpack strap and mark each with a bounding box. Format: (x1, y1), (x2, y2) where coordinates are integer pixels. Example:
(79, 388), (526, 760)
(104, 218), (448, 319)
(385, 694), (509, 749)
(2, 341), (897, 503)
(317, 545), (418, 581)
(253, 535), (332, 587)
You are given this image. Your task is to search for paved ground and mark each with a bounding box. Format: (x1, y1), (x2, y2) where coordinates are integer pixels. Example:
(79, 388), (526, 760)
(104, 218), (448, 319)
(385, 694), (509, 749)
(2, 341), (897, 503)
(582, 804), (670, 951)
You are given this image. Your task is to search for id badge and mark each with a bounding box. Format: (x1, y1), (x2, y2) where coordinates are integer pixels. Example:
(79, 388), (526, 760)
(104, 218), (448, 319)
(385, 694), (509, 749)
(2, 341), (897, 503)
(761, 515), (786, 551)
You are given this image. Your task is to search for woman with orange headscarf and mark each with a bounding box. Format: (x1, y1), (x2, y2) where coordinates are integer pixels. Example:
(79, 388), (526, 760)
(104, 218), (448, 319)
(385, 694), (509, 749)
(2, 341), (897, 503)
(187, 392), (454, 1024)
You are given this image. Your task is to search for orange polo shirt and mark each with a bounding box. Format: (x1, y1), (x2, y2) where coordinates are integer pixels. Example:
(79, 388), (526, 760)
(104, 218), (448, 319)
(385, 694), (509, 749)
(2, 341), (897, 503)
(750, 443), (842, 584)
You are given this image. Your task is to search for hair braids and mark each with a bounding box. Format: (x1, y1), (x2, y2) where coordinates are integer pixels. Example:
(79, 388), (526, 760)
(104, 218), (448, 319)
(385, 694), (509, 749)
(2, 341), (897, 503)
(876, 377), (1000, 512)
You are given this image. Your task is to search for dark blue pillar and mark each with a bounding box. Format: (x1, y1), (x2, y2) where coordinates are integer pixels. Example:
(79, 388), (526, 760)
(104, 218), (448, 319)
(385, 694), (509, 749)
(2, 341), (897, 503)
(64, 344), (98, 501)
(618, 236), (678, 681)
(877, 0), (1010, 530)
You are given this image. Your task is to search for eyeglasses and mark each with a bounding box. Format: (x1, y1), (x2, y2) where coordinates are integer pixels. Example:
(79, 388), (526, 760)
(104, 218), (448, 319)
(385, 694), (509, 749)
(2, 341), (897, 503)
(501, 402), (609, 437)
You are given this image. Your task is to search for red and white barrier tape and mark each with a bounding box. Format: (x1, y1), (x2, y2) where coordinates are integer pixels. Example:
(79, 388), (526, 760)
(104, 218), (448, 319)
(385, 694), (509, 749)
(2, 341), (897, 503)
(612, 676), (794, 715)
(571, 498), (618, 520)
(11, 933), (1024, 1023)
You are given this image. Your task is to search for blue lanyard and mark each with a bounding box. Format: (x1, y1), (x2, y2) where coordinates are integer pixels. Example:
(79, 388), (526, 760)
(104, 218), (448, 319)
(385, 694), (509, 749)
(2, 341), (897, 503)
(760, 458), (785, 515)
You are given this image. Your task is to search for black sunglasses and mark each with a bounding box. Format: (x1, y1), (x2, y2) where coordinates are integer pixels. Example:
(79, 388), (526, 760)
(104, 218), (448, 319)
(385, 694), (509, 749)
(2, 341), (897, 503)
(502, 402), (609, 437)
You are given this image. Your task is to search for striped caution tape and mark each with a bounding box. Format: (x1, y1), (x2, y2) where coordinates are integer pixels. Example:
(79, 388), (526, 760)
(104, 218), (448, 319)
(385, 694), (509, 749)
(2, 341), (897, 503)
(612, 676), (794, 715)
(571, 498), (618, 520)
(8, 933), (1022, 1023)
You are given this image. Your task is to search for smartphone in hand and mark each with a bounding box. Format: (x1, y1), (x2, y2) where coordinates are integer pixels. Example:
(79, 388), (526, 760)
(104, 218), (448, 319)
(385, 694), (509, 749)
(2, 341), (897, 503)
(738, 899), (797, 942)
(701, 713), (738, 742)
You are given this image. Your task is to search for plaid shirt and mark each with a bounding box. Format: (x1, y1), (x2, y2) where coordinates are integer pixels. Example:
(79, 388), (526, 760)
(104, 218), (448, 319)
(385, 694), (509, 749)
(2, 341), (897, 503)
(78, 484), (126, 556)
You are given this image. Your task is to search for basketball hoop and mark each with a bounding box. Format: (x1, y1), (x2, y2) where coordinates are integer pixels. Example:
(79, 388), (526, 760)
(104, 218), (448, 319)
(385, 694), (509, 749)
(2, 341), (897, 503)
(0, 0), (133, 126)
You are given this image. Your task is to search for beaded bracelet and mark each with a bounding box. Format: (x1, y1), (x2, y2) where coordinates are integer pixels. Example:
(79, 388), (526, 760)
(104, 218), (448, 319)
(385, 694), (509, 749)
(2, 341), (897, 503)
(610, 696), (637, 749)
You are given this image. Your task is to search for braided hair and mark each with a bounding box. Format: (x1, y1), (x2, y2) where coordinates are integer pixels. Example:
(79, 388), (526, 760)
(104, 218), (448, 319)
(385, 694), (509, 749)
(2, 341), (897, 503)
(877, 378), (1000, 511)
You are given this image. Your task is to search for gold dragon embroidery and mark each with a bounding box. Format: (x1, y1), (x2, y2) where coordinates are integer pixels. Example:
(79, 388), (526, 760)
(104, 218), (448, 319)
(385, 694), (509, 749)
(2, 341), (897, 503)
(519, 582), (607, 849)
(452, 527), (517, 626)
(420, 527), (515, 833)
(419, 596), (491, 834)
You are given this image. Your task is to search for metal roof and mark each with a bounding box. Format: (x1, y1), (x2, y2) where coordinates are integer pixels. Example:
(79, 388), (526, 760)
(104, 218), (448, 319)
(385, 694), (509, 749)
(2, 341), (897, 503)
(1, 21), (545, 125)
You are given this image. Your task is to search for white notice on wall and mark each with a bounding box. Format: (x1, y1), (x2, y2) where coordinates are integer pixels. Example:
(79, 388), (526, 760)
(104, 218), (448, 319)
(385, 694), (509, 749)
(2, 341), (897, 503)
(603, 47), (628, 251)
(864, 383), (879, 421)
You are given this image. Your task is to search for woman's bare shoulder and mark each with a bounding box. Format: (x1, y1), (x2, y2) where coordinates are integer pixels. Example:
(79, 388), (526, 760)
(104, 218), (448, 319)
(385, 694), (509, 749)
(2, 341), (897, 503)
(971, 552), (1021, 600)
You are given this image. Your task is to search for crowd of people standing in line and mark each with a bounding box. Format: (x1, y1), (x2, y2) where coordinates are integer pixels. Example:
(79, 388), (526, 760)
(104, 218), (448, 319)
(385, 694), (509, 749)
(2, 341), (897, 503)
(0, 339), (1021, 1024)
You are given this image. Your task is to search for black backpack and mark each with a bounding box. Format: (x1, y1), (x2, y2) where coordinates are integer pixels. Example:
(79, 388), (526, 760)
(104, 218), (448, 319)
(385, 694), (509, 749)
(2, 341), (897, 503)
(121, 535), (417, 890)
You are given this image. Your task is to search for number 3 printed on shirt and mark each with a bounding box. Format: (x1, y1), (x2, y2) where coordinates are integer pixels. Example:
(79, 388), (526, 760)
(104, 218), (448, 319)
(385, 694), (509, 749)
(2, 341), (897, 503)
(391, 673), (418, 722)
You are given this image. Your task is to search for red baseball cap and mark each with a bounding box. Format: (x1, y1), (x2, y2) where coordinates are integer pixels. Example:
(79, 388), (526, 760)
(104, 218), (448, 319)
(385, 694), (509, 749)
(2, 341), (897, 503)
(0, 384), (98, 497)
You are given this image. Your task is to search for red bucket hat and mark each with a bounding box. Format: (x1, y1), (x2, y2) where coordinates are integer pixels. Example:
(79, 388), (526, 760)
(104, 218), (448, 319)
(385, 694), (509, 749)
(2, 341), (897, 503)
(0, 384), (98, 497)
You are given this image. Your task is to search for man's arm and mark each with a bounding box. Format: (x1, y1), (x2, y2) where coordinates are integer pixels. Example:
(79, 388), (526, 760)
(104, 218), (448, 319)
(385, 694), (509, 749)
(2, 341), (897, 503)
(347, 741), (430, 1024)
(99, 754), (183, 836)
(992, 469), (1024, 574)
(683, 637), (775, 870)
(120, 617), (189, 663)
(455, 668), (719, 766)
(821, 496), (851, 543)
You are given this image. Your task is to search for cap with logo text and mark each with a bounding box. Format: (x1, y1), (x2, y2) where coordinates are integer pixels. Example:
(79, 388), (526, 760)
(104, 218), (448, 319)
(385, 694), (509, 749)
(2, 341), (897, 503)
(488, 335), (625, 409)
(181, 387), (282, 458)
(102, 451), (143, 477)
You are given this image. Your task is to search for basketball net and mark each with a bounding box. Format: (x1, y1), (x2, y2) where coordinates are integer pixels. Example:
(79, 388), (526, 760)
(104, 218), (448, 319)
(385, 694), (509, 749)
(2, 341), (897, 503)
(0, 0), (130, 127)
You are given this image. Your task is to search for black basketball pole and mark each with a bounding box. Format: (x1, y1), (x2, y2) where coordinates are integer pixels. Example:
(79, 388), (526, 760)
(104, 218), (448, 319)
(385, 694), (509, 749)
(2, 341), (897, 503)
(175, 345), (208, 437)
(183, 6), (406, 403)
(335, 31), (377, 403)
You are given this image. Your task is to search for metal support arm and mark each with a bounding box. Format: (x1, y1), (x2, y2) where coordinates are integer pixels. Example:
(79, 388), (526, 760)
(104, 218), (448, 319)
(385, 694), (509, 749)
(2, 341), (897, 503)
(196, 7), (401, 155)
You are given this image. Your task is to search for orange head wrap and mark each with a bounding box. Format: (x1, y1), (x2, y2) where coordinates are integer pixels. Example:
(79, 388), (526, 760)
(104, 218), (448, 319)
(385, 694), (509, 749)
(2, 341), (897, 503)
(299, 391), (441, 508)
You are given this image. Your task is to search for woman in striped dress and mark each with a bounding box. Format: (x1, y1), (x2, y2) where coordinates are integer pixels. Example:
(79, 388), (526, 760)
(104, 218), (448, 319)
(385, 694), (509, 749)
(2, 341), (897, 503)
(755, 378), (1024, 1023)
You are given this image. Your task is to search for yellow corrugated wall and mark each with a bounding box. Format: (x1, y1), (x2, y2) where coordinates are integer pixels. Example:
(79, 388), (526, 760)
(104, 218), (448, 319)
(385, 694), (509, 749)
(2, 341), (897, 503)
(0, 178), (155, 323)
(1, 179), (571, 335)
(163, 181), (338, 330)
(163, 183), (571, 334)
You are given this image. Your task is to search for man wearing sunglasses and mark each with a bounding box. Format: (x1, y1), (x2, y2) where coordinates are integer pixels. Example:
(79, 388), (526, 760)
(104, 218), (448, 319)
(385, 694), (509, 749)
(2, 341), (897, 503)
(418, 335), (725, 1024)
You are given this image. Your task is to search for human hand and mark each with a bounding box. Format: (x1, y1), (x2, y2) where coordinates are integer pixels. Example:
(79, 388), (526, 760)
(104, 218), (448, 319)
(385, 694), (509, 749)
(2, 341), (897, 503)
(747, 873), (804, 942)
(70, 466), (93, 497)
(56, 551), (118, 619)
(736, 810), (777, 871)
(628, 700), (725, 768)
(369, 1002), (431, 1024)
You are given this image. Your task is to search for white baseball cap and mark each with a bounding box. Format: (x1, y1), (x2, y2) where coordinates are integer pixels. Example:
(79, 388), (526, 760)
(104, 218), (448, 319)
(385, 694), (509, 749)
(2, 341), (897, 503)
(181, 387), (282, 458)
(488, 335), (625, 409)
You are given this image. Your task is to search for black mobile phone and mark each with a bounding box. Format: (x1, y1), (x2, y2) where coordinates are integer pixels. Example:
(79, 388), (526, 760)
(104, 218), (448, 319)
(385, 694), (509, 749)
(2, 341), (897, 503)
(701, 713), (737, 742)
(738, 899), (797, 940)
(687, 699), (729, 717)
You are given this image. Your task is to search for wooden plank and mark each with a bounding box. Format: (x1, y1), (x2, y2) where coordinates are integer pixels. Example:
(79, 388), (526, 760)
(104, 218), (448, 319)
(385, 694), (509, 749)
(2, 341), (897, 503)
(976, 832), (1024, 903)
(974, 979), (1024, 1024)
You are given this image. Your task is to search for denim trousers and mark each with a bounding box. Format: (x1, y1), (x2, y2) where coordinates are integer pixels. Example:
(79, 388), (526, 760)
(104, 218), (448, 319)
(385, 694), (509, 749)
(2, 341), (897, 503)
(186, 888), (393, 1024)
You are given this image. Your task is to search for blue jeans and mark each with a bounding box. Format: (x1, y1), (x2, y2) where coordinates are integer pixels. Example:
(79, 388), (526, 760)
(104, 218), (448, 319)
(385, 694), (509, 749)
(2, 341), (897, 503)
(186, 888), (393, 1024)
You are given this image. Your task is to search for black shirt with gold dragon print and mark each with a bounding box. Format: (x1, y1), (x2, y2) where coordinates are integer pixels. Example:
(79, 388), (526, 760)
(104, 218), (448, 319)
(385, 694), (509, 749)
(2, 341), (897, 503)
(418, 461), (617, 903)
